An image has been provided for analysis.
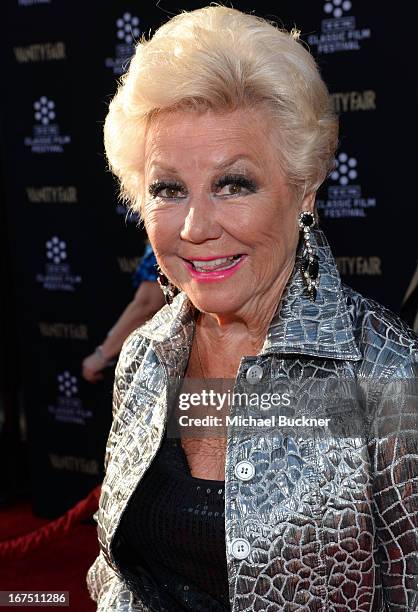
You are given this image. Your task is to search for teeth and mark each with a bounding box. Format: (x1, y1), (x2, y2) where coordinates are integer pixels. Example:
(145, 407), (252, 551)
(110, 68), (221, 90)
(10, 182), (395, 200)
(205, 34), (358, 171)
(191, 255), (241, 271)
(192, 256), (232, 269)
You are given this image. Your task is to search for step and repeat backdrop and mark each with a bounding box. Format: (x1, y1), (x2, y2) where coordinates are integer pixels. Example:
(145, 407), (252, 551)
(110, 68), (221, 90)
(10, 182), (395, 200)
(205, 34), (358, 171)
(1, 0), (416, 516)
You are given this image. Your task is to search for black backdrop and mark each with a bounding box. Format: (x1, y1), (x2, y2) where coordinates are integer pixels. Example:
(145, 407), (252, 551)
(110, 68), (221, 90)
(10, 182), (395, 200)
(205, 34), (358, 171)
(1, 0), (416, 517)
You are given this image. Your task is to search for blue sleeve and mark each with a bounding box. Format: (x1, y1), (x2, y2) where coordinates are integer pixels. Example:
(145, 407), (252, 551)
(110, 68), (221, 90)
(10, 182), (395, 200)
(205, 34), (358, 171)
(131, 244), (158, 289)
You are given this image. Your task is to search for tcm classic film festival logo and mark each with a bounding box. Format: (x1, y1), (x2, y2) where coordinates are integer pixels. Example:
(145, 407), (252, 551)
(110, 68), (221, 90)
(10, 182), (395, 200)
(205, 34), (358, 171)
(307, 0), (371, 54)
(48, 371), (92, 426)
(36, 236), (82, 291)
(18, 0), (51, 5)
(105, 12), (141, 75)
(104, 12), (152, 224)
(24, 96), (71, 153)
(316, 151), (376, 218)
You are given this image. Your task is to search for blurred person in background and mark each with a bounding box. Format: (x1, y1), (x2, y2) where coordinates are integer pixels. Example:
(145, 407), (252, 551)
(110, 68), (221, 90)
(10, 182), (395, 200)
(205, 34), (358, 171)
(82, 241), (164, 383)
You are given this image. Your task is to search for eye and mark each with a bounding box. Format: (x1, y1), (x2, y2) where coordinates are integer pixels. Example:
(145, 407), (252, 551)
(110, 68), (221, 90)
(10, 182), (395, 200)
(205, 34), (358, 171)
(148, 180), (186, 200)
(220, 183), (242, 196)
(215, 174), (257, 197)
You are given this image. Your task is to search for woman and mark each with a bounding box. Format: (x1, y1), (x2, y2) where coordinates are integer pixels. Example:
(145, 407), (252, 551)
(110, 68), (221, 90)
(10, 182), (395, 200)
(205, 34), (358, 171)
(87, 6), (418, 611)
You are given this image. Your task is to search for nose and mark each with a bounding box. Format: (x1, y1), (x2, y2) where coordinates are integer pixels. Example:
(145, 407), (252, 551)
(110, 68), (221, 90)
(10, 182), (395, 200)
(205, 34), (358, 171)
(180, 199), (222, 244)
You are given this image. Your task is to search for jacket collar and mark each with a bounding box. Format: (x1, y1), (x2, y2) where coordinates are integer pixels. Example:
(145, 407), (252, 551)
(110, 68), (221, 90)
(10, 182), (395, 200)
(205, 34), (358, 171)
(139, 228), (361, 363)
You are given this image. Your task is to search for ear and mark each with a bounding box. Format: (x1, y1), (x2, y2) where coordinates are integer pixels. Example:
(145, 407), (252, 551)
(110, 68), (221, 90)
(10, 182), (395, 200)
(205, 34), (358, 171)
(300, 191), (316, 215)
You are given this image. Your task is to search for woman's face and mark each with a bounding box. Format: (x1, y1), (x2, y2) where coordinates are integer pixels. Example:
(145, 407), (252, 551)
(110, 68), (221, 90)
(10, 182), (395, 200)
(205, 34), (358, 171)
(143, 107), (314, 318)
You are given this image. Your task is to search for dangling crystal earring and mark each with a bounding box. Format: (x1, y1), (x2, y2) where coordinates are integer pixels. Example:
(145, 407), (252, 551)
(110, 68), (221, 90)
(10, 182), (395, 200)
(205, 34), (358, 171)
(298, 211), (319, 302)
(155, 265), (178, 305)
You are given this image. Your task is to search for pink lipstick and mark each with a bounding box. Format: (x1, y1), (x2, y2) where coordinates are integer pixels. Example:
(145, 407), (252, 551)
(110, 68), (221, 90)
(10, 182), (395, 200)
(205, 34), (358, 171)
(182, 254), (247, 282)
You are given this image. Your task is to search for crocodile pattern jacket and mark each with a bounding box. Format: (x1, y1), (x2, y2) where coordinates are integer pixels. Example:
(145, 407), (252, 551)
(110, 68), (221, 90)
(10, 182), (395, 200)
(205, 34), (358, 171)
(86, 228), (418, 611)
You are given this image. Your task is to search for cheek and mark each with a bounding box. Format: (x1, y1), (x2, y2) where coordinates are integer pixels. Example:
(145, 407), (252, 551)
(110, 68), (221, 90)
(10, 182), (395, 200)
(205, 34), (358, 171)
(265, 198), (298, 242)
(233, 202), (297, 248)
(144, 208), (181, 255)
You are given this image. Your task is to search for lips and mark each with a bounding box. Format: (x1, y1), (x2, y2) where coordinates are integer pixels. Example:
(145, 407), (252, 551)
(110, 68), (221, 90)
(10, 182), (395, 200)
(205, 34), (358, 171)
(186, 255), (243, 272)
(181, 253), (247, 282)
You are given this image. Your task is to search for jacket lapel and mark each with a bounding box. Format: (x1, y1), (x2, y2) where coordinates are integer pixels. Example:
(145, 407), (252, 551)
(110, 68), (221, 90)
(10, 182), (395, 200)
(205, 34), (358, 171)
(260, 228), (361, 361)
(139, 289), (196, 378)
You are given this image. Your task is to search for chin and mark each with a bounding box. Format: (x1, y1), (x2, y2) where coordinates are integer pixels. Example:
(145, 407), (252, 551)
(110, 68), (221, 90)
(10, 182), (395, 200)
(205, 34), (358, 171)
(185, 289), (245, 316)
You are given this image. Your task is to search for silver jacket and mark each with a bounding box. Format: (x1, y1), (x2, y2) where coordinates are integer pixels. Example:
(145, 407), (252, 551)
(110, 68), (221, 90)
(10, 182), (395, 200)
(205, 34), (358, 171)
(87, 229), (418, 611)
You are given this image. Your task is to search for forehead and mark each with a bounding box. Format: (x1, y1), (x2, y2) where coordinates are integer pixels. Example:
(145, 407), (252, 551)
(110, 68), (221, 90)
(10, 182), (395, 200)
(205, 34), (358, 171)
(144, 107), (279, 173)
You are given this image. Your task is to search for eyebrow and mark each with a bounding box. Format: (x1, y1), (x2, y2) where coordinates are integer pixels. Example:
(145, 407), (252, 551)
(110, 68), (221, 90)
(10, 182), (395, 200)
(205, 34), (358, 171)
(150, 154), (256, 174)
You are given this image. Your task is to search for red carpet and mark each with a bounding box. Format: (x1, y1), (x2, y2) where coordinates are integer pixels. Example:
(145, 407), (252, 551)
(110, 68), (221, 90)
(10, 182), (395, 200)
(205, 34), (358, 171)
(0, 500), (98, 611)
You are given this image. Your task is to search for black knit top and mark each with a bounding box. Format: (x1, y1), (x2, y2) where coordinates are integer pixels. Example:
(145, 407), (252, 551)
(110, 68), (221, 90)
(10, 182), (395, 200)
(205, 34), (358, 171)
(115, 413), (230, 611)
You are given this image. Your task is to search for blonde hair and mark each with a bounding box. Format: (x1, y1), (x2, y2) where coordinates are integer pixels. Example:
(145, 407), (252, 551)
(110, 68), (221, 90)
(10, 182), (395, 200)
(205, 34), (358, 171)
(104, 5), (338, 213)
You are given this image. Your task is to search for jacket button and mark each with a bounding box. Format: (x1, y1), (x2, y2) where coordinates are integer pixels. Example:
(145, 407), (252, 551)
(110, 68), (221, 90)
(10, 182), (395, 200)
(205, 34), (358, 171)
(234, 460), (255, 481)
(246, 364), (263, 384)
(230, 538), (251, 560)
